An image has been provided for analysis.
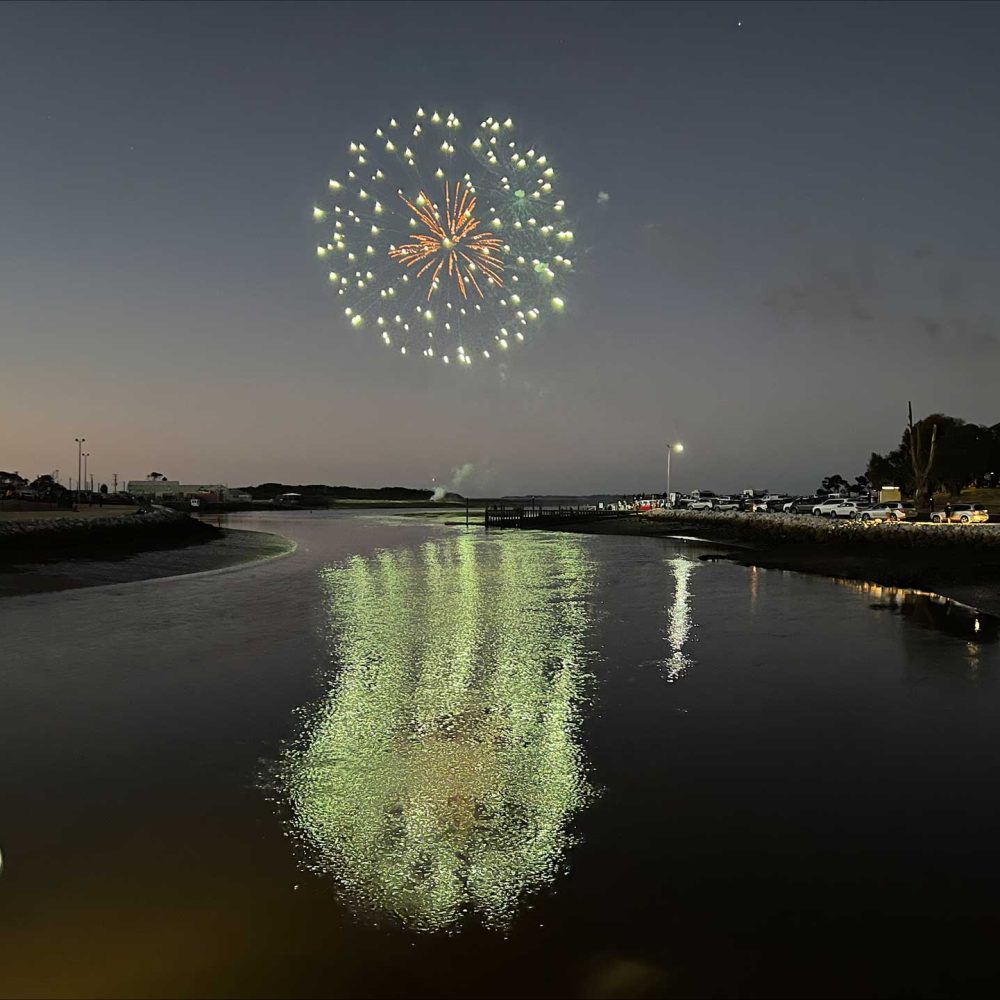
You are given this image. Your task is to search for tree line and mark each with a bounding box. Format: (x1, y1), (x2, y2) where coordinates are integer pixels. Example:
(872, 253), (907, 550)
(816, 405), (1000, 509)
(866, 408), (1000, 499)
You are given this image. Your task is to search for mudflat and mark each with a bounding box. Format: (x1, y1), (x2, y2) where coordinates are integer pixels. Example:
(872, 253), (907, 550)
(0, 526), (294, 598)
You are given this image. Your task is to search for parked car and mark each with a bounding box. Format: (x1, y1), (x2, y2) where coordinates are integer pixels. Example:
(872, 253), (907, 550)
(930, 504), (990, 524)
(881, 501), (916, 521)
(827, 500), (865, 518)
(715, 497), (740, 511)
(812, 497), (847, 516)
(853, 503), (899, 522)
(786, 496), (819, 513)
(746, 498), (768, 512)
(688, 498), (716, 511)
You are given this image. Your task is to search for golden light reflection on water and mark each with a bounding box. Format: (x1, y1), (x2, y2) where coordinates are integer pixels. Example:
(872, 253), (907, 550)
(662, 557), (697, 682)
(283, 531), (594, 931)
(833, 577), (998, 671)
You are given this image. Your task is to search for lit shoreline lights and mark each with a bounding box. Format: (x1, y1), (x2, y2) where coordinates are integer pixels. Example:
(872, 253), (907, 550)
(314, 109), (572, 366)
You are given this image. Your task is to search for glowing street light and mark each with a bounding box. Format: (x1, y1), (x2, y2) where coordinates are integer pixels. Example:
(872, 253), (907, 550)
(667, 442), (684, 506)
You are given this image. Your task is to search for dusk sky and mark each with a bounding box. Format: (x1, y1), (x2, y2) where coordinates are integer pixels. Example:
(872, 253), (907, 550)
(3, 0), (999, 496)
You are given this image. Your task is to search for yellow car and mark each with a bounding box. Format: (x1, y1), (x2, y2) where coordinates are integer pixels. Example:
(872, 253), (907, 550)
(930, 504), (990, 524)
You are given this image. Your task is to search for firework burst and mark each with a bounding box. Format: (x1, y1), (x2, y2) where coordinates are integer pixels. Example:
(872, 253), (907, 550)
(388, 183), (505, 301)
(314, 109), (572, 366)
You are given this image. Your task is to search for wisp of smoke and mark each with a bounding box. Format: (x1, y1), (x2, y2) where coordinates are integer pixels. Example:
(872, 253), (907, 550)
(450, 463), (475, 488)
(429, 463), (477, 501)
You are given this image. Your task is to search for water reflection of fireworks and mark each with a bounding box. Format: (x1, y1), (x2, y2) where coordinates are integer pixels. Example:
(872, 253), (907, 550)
(281, 533), (595, 932)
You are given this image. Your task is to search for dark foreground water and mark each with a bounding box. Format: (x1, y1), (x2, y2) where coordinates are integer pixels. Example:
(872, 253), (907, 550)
(2, 511), (999, 999)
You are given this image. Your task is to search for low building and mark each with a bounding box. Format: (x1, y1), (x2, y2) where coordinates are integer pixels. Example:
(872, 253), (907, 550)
(126, 480), (181, 498)
(127, 481), (250, 502)
(178, 484), (224, 501)
(177, 485), (250, 502)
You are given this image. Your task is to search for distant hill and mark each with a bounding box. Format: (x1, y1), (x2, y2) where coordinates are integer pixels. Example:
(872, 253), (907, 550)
(500, 494), (627, 504)
(238, 483), (464, 502)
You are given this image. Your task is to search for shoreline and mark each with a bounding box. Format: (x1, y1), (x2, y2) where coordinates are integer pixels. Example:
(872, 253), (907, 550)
(9, 503), (1000, 616)
(0, 526), (294, 598)
(158, 499), (473, 513)
(531, 511), (1000, 618)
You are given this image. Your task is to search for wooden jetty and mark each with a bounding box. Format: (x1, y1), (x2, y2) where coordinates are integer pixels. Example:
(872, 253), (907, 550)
(484, 505), (636, 529)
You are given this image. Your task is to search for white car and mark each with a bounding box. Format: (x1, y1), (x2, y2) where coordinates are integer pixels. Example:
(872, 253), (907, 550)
(831, 500), (866, 518)
(828, 500), (865, 518)
(715, 498), (740, 511)
(687, 498), (716, 511)
(812, 498), (846, 516)
(854, 503), (900, 522)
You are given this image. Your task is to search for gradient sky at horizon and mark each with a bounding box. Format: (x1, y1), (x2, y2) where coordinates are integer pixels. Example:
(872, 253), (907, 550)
(3, 0), (999, 496)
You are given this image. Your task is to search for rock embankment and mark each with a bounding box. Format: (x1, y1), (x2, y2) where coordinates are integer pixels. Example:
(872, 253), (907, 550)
(643, 509), (1000, 550)
(0, 510), (221, 560)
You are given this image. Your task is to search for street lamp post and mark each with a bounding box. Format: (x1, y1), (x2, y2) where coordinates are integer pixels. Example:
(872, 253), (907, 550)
(74, 437), (85, 510)
(667, 442), (684, 506)
(83, 453), (90, 505)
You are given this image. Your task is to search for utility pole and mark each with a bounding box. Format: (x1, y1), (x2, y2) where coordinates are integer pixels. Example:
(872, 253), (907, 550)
(74, 437), (85, 510)
(113, 473), (118, 493)
(667, 442), (684, 506)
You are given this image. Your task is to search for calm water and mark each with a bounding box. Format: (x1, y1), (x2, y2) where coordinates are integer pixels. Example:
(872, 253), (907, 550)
(2, 511), (999, 999)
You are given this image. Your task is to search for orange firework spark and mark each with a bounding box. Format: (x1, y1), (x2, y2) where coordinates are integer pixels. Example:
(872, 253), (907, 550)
(388, 182), (504, 301)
